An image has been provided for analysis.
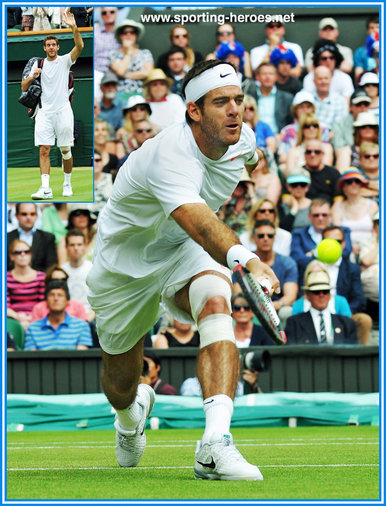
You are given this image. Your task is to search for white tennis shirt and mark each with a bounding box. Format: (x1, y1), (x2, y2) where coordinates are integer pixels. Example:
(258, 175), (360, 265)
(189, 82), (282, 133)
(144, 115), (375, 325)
(94, 121), (258, 276)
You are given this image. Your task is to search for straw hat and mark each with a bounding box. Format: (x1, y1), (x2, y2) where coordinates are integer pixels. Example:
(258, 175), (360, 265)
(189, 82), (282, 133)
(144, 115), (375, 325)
(302, 271), (331, 291)
(142, 68), (173, 88)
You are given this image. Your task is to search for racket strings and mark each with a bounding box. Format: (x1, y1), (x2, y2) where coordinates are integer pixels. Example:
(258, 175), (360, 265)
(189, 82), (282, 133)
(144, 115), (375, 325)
(246, 273), (280, 326)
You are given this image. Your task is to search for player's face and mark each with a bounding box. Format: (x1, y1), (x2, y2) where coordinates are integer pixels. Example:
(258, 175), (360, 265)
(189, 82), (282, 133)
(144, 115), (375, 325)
(46, 288), (68, 312)
(66, 236), (86, 260)
(43, 39), (59, 59)
(200, 85), (244, 150)
(16, 203), (38, 231)
(306, 290), (331, 311)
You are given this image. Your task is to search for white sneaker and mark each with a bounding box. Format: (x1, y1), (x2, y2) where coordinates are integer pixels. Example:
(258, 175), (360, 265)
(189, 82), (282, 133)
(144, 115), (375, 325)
(62, 183), (73, 197)
(194, 432), (263, 481)
(115, 383), (155, 467)
(31, 186), (53, 200)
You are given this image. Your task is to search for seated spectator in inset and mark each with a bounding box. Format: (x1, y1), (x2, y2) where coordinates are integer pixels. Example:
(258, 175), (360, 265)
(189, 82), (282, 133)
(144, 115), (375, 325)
(252, 220), (298, 328)
(144, 69), (186, 130)
(285, 270), (358, 345)
(335, 111), (378, 172)
(109, 19), (154, 99)
(250, 20), (303, 77)
(58, 209), (97, 264)
(7, 203), (57, 272)
(240, 199), (291, 255)
(331, 168), (378, 254)
(358, 142), (379, 204)
(61, 229), (95, 322)
(7, 239), (46, 330)
(305, 18), (353, 74)
(88, 150), (113, 217)
(215, 40), (248, 83)
(94, 118), (120, 181)
(24, 280), (92, 351)
(153, 319), (199, 348)
(140, 350), (177, 395)
(206, 23), (252, 77)
(243, 95), (276, 154)
(358, 72), (379, 118)
(302, 139), (341, 204)
(292, 259), (352, 316)
(97, 72), (125, 132)
(21, 7), (34, 31)
(359, 212), (379, 323)
(321, 225), (372, 345)
(158, 25), (202, 74)
(231, 293), (273, 347)
(32, 7), (51, 31)
(331, 89), (371, 152)
(279, 168), (312, 232)
(354, 17), (379, 83)
(218, 169), (257, 236)
(165, 46), (188, 98)
(30, 264), (88, 322)
(270, 46), (301, 95)
(303, 39), (354, 101)
(285, 113), (333, 176)
(312, 66), (348, 133)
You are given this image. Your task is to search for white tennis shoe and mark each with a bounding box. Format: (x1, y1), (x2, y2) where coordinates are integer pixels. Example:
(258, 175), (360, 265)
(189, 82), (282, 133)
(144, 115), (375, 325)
(194, 432), (263, 481)
(62, 183), (73, 197)
(31, 186), (53, 200)
(115, 383), (155, 467)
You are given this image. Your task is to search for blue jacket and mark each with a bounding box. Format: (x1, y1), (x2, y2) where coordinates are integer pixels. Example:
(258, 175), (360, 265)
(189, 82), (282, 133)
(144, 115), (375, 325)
(336, 256), (367, 314)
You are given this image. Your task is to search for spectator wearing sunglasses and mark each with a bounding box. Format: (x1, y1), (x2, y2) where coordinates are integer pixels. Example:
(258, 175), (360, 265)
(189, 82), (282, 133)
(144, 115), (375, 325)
(231, 293), (273, 347)
(7, 239), (46, 330)
(285, 270), (358, 345)
(279, 168), (312, 231)
(116, 119), (156, 169)
(358, 142), (379, 204)
(250, 21), (304, 77)
(252, 220), (298, 328)
(322, 226), (371, 345)
(331, 168), (378, 253)
(303, 39), (354, 100)
(358, 72), (379, 119)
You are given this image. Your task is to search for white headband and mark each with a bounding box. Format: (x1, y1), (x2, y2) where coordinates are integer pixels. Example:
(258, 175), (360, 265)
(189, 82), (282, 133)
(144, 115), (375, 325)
(184, 64), (240, 104)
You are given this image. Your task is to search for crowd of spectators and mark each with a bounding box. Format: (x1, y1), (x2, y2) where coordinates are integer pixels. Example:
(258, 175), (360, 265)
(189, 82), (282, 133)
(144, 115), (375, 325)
(7, 12), (380, 357)
(7, 7), (93, 32)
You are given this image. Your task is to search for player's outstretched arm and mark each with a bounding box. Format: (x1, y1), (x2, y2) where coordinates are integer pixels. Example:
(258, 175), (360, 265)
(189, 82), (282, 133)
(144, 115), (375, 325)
(171, 202), (280, 295)
(64, 9), (84, 62)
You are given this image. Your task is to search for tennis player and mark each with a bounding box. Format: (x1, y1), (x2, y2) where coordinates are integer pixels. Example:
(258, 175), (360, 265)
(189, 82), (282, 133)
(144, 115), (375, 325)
(21, 10), (84, 200)
(87, 60), (280, 481)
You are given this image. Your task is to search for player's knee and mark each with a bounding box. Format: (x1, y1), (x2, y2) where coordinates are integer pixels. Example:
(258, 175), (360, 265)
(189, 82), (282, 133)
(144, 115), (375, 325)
(189, 274), (232, 322)
(39, 145), (50, 157)
(102, 366), (136, 396)
(197, 313), (235, 349)
(59, 146), (72, 160)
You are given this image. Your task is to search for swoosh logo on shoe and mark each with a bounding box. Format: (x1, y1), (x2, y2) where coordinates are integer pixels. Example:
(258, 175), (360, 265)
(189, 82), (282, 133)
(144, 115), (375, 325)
(220, 73), (231, 78)
(197, 457), (216, 469)
(203, 399), (214, 405)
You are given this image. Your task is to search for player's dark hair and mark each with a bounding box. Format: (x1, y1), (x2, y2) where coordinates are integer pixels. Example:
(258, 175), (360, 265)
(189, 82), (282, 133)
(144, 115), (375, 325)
(182, 60), (236, 124)
(45, 279), (70, 300)
(322, 225), (344, 240)
(253, 219), (275, 234)
(65, 228), (86, 246)
(43, 35), (59, 46)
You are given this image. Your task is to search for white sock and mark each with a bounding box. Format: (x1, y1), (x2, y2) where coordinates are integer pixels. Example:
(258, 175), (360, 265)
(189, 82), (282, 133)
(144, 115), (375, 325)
(41, 174), (50, 188)
(64, 172), (72, 185)
(202, 394), (234, 443)
(115, 400), (142, 432)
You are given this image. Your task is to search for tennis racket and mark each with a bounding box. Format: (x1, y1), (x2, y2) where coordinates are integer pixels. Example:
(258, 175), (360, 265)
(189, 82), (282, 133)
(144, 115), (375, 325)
(233, 264), (287, 345)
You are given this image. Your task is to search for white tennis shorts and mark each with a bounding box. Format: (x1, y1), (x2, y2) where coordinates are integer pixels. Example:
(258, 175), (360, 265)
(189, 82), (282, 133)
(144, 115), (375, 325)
(87, 238), (231, 355)
(34, 102), (74, 146)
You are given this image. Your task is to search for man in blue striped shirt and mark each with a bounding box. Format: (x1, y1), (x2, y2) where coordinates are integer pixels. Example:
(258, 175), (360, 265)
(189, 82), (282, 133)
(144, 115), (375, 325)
(24, 280), (92, 350)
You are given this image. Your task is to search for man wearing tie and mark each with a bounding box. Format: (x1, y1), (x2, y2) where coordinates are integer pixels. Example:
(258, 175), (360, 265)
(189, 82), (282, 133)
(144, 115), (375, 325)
(285, 270), (358, 344)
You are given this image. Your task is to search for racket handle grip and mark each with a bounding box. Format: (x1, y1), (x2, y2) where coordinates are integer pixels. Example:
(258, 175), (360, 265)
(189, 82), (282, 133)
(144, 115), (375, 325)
(260, 279), (272, 294)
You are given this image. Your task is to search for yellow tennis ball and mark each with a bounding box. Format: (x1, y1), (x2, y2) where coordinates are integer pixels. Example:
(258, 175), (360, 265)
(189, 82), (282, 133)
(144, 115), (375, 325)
(316, 238), (342, 264)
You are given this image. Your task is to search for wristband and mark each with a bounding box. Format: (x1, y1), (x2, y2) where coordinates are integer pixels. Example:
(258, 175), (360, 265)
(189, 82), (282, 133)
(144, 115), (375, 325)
(226, 244), (259, 271)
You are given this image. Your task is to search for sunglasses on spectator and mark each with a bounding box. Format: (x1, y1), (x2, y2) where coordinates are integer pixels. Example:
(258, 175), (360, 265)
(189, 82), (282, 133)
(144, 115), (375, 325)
(136, 128), (152, 133)
(311, 213), (329, 218)
(72, 210), (89, 217)
(217, 31), (233, 36)
(122, 29), (137, 35)
(101, 10), (116, 15)
(344, 178), (362, 186)
(245, 106), (255, 111)
(256, 233), (275, 239)
(359, 125), (376, 129)
(233, 304), (251, 311)
(363, 153), (379, 159)
(309, 289), (330, 295)
(289, 182), (308, 188)
(267, 23), (282, 28)
(19, 212), (37, 216)
(94, 157), (102, 163)
(320, 56), (335, 61)
(11, 249), (32, 255)
(355, 102), (371, 107)
(174, 33), (188, 38)
(258, 208), (275, 214)
(305, 149), (322, 155)
(130, 105), (148, 112)
(303, 123), (319, 129)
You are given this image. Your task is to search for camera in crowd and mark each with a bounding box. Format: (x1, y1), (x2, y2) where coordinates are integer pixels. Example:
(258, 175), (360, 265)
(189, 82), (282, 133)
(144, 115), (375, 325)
(242, 350), (271, 373)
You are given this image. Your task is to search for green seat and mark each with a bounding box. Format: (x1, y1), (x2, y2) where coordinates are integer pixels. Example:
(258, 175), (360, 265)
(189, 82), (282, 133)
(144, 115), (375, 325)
(7, 318), (25, 350)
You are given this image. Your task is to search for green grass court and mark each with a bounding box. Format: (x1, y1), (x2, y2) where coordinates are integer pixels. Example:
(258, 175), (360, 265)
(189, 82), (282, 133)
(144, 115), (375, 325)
(7, 426), (379, 501)
(7, 166), (93, 202)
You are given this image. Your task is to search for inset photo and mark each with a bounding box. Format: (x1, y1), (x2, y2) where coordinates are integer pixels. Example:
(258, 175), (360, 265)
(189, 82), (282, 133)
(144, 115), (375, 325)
(7, 7), (93, 202)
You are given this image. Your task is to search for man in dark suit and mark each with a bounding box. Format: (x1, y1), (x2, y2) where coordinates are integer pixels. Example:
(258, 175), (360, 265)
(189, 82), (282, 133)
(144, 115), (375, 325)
(285, 270), (358, 345)
(7, 203), (57, 272)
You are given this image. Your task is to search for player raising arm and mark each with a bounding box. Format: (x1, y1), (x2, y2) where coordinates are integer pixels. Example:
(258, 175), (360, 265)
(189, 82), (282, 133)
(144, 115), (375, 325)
(87, 60), (279, 481)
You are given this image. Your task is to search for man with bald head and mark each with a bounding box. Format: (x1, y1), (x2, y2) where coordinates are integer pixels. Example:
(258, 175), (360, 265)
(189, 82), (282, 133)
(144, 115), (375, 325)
(312, 65), (347, 132)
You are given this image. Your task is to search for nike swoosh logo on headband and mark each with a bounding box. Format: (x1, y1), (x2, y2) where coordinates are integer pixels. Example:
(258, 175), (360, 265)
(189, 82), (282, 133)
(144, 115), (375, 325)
(220, 73), (231, 78)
